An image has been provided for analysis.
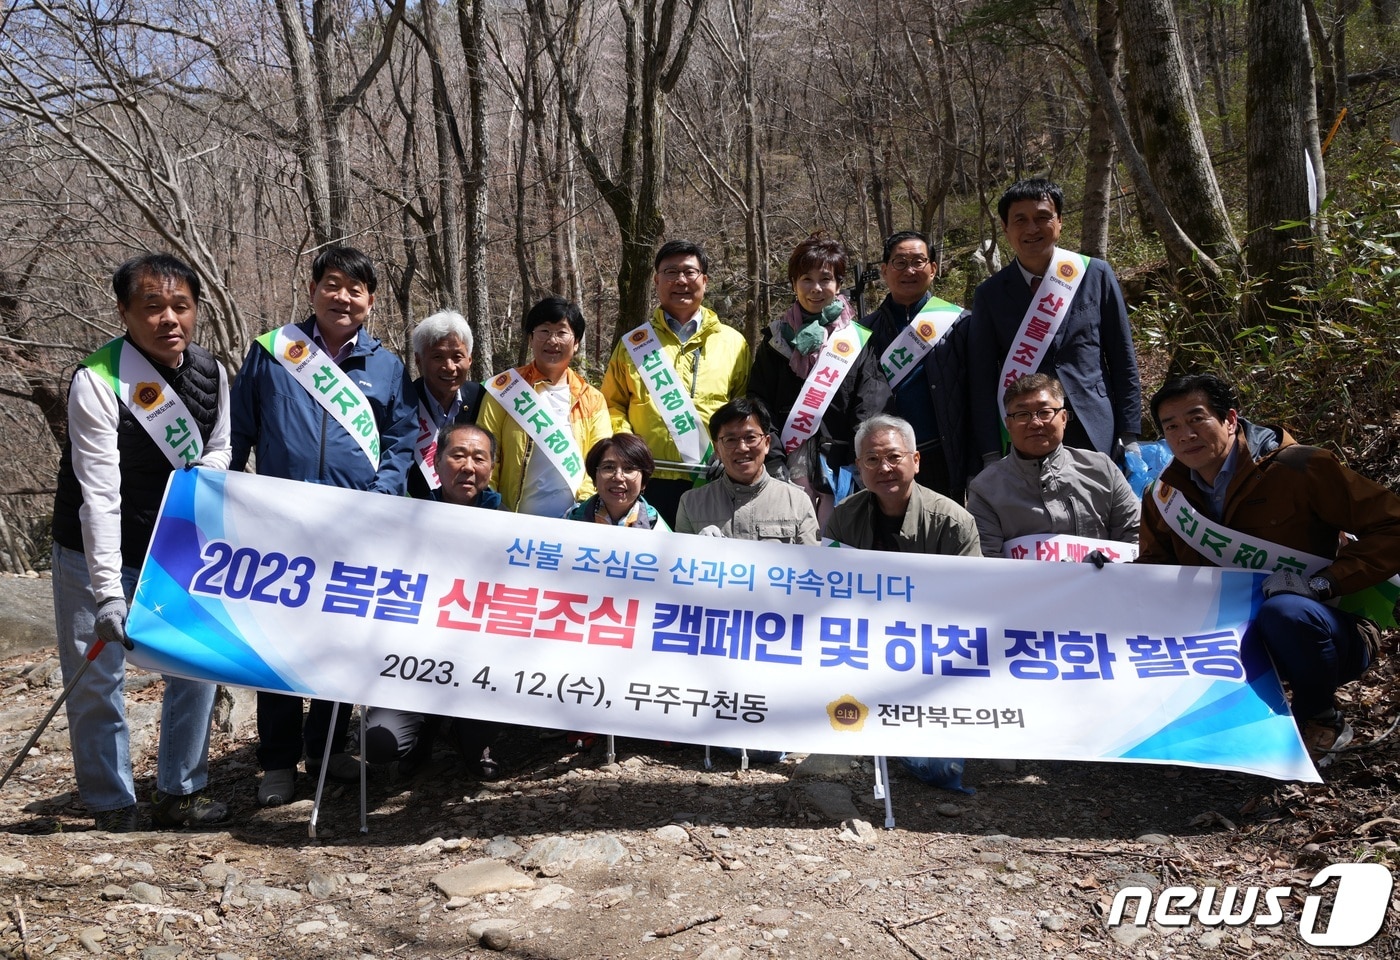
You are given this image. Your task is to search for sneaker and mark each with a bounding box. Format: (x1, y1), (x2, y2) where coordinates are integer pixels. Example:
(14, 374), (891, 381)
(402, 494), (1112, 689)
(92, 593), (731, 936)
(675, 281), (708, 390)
(308, 752), (363, 783)
(151, 791), (230, 828)
(258, 768), (296, 807)
(1301, 712), (1354, 768)
(92, 805), (139, 833)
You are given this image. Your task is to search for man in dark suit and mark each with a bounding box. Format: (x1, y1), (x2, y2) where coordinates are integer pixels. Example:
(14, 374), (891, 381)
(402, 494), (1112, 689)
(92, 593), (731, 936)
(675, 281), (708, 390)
(966, 179), (1140, 471)
(406, 310), (485, 500)
(862, 231), (975, 501)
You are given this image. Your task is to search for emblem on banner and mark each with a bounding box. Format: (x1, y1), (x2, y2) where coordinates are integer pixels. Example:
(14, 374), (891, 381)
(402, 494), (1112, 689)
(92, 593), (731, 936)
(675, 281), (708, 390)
(134, 382), (164, 410)
(1057, 260), (1078, 281)
(834, 339), (853, 356)
(827, 695), (868, 731)
(1156, 481), (1173, 504)
(917, 321), (934, 338)
(284, 340), (308, 363)
(492, 372), (512, 389)
(629, 329), (649, 345)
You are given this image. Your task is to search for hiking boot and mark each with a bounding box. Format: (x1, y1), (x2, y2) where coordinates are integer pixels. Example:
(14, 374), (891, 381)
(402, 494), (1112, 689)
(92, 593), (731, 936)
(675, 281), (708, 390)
(307, 752), (363, 783)
(92, 805), (139, 833)
(150, 791), (230, 828)
(258, 768), (296, 807)
(1301, 711), (1354, 769)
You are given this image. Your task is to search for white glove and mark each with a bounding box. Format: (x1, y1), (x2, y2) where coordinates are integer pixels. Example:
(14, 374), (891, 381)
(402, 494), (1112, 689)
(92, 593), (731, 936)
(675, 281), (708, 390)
(1261, 570), (1318, 600)
(94, 596), (132, 650)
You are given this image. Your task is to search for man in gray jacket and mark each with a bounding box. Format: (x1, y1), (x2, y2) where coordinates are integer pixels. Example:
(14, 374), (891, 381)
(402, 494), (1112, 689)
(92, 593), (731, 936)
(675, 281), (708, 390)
(675, 398), (818, 544)
(966, 374), (1138, 558)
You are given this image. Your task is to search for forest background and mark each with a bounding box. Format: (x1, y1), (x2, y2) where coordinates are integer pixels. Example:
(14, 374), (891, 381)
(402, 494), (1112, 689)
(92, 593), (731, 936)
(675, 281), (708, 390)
(0, 0), (1396, 575)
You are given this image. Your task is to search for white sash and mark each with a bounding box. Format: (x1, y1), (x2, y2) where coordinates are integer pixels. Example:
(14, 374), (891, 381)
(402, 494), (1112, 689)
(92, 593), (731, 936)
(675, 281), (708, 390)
(779, 324), (870, 454)
(1150, 480), (1328, 575)
(878, 296), (963, 389)
(412, 399), (441, 489)
(256, 325), (379, 471)
(81, 338), (204, 468)
(484, 368), (585, 495)
(1003, 533), (1138, 563)
(621, 321), (708, 464)
(995, 249), (1090, 417)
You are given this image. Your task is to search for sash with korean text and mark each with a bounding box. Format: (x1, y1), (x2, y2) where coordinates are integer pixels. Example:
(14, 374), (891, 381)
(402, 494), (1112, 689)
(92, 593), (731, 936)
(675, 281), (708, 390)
(256, 325), (379, 471)
(779, 324), (872, 454)
(1151, 480), (1400, 628)
(412, 400), (441, 489)
(484, 368), (585, 495)
(81, 337), (203, 468)
(878, 297), (963, 389)
(996, 249), (1090, 418)
(622, 321), (708, 465)
(1003, 533), (1139, 564)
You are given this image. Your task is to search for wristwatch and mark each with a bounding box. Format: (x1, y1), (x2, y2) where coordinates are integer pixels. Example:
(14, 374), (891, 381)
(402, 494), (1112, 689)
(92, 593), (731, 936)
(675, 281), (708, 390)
(1308, 575), (1333, 601)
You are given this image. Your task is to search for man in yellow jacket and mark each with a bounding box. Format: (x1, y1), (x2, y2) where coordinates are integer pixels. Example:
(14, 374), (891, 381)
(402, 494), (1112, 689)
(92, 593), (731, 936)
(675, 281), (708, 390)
(478, 298), (611, 514)
(602, 240), (751, 526)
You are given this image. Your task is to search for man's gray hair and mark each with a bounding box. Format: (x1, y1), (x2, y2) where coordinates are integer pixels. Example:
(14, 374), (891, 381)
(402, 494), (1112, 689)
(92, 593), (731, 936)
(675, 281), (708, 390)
(412, 310), (474, 357)
(855, 414), (917, 455)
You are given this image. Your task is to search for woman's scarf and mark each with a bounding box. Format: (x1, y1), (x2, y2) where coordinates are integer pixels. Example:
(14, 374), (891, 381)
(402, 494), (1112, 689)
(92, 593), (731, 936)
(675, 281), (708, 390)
(773, 295), (854, 378)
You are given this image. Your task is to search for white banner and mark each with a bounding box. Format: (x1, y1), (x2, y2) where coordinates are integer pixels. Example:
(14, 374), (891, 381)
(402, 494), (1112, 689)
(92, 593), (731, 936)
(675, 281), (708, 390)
(128, 469), (1319, 782)
(996, 249), (1089, 418)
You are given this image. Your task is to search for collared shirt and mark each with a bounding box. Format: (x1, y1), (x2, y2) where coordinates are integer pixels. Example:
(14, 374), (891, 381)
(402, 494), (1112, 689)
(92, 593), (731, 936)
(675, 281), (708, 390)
(423, 389), (462, 428)
(1190, 444), (1240, 521)
(312, 326), (358, 365)
(663, 311), (700, 344)
(1016, 251), (1055, 290)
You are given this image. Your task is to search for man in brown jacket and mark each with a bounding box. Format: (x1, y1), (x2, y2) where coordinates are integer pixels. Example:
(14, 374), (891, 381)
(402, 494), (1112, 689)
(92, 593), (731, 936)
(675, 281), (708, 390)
(1138, 374), (1399, 767)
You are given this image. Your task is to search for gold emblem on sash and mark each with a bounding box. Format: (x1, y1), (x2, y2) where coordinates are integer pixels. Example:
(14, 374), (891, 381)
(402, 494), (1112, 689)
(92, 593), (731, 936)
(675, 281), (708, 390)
(1057, 260), (1079, 281)
(628, 329), (649, 345)
(284, 340), (308, 362)
(492, 372), (512, 389)
(826, 695), (868, 731)
(834, 339), (853, 356)
(134, 382), (164, 409)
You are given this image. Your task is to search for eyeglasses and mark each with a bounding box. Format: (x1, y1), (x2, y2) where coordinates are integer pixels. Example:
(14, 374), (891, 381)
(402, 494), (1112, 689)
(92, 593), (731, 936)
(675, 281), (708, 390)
(1006, 407), (1065, 425)
(858, 452), (911, 470)
(597, 462), (642, 478)
(659, 267), (703, 282)
(886, 257), (930, 271)
(718, 432), (767, 450)
(531, 327), (575, 342)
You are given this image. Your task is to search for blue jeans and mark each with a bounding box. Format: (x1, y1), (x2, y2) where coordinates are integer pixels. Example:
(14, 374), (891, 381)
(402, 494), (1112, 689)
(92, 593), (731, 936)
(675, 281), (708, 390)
(52, 544), (217, 811)
(1249, 593), (1370, 720)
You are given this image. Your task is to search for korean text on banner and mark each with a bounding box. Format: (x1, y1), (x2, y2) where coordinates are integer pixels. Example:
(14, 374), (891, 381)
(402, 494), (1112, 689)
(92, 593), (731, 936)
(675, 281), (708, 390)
(128, 468), (1318, 782)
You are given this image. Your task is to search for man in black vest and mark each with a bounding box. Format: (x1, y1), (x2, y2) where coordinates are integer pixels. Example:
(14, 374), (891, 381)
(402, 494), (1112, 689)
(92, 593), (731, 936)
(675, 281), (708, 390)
(51, 253), (231, 830)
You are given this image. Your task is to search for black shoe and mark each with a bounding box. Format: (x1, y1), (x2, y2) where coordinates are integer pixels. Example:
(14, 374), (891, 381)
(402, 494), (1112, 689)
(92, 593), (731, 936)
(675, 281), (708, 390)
(466, 747), (501, 781)
(150, 791), (230, 828)
(92, 805), (139, 833)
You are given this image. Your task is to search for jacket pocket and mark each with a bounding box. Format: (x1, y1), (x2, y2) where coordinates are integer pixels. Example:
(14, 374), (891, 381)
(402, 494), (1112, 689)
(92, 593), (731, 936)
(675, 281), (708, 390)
(755, 520), (799, 542)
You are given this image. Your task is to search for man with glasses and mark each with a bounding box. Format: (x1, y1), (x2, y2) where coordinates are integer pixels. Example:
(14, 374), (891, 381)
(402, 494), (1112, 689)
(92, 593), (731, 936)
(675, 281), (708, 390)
(966, 374), (1138, 558)
(603, 239), (751, 526)
(862, 231), (975, 499)
(825, 414), (979, 555)
(1138, 374), (1398, 768)
(967, 179), (1140, 470)
(675, 397), (817, 543)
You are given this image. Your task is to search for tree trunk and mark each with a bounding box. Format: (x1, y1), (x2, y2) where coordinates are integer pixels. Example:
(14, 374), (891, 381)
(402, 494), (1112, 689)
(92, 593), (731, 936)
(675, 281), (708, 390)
(1205, 0), (1235, 151)
(1119, 0), (1238, 264)
(1082, 0), (1121, 261)
(458, 0), (494, 375)
(422, 0), (463, 310)
(1244, 0), (1317, 324)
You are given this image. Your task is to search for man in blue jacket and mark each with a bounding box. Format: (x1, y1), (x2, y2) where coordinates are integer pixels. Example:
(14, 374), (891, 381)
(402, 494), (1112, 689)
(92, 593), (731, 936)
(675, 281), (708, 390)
(230, 245), (417, 806)
(967, 179), (1140, 471)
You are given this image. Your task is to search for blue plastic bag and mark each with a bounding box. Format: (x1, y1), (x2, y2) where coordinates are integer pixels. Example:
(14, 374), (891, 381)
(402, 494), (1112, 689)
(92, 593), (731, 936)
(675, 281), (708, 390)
(1125, 440), (1173, 498)
(899, 756), (976, 795)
